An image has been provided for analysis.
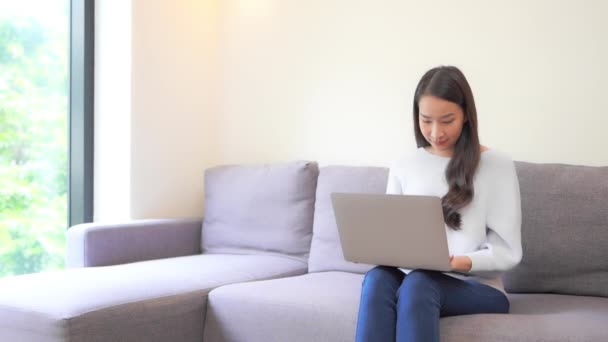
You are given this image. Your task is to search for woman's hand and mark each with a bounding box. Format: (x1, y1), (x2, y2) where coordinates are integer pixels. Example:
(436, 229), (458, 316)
(450, 255), (472, 272)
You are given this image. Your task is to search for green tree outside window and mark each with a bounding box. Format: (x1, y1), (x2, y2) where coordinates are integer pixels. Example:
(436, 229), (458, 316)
(0, 2), (69, 277)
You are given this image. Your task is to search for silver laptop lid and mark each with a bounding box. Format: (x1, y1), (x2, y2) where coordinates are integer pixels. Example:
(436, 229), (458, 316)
(330, 192), (452, 272)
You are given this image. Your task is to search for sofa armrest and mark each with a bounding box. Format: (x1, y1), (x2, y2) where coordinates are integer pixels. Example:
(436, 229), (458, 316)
(66, 218), (203, 268)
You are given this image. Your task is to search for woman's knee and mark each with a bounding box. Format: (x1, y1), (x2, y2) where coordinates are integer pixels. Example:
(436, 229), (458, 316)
(405, 269), (440, 283)
(398, 269), (441, 302)
(362, 265), (400, 287)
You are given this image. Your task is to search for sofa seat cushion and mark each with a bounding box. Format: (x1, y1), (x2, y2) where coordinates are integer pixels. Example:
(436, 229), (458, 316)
(0, 254), (307, 342)
(204, 271), (363, 342)
(204, 271), (608, 342)
(441, 293), (608, 341)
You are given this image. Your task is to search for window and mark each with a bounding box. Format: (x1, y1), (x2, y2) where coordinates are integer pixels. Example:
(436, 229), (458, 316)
(0, 0), (93, 277)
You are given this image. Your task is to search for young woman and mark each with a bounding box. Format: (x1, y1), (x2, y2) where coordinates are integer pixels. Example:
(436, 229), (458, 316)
(355, 66), (522, 342)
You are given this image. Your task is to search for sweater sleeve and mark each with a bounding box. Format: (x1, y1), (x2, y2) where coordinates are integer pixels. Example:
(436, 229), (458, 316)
(386, 165), (403, 195)
(464, 157), (523, 273)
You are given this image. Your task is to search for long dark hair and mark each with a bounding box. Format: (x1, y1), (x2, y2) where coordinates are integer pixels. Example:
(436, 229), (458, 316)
(413, 66), (480, 230)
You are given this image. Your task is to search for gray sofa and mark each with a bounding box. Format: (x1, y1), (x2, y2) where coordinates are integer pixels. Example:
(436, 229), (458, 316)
(1, 160), (607, 341)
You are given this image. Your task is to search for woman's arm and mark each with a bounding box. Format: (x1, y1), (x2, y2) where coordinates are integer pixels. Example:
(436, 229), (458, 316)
(464, 156), (523, 273)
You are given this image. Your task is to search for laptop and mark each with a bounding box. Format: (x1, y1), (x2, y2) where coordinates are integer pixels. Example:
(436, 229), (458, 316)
(330, 192), (452, 272)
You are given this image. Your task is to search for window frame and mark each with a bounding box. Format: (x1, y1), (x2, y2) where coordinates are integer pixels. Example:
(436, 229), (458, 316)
(69, 0), (94, 226)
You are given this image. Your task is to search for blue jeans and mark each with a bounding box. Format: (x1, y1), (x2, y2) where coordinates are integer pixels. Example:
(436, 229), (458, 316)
(355, 266), (509, 342)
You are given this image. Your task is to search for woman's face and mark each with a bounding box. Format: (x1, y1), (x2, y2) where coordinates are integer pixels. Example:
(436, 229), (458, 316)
(418, 95), (466, 157)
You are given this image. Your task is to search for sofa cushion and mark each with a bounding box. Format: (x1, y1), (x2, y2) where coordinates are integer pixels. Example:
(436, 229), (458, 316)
(0, 254), (307, 342)
(202, 161), (318, 262)
(440, 293), (608, 341)
(307, 166), (388, 273)
(503, 162), (608, 297)
(204, 272), (363, 342)
(204, 271), (608, 342)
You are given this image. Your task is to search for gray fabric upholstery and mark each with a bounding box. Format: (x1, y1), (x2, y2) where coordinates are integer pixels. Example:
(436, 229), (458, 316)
(66, 218), (203, 267)
(202, 161), (319, 262)
(441, 293), (608, 342)
(0, 254), (307, 342)
(204, 272), (362, 342)
(503, 162), (608, 297)
(308, 166), (388, 273)
(204, 271), (608, 342)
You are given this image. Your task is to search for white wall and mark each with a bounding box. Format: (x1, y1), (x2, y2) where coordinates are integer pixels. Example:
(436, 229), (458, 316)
(214, 0), (608, 167)
(130, 0), (219, 219)
(95, 0), (608, 220)
(95, 0), (218, 220)
(94, 0), (131, 221)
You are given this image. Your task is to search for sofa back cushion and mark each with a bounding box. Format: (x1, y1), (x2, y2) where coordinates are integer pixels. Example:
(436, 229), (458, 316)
(308, 166), (388, 273)
(503, 161), (608, 297)
(202, 161), (319, 262)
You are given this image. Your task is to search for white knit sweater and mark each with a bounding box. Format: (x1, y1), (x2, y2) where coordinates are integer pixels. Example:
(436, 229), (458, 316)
(387, 147), (523, 293)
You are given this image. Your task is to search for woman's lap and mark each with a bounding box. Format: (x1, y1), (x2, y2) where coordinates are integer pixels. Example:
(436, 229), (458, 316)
(362, 266), (509, 316)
